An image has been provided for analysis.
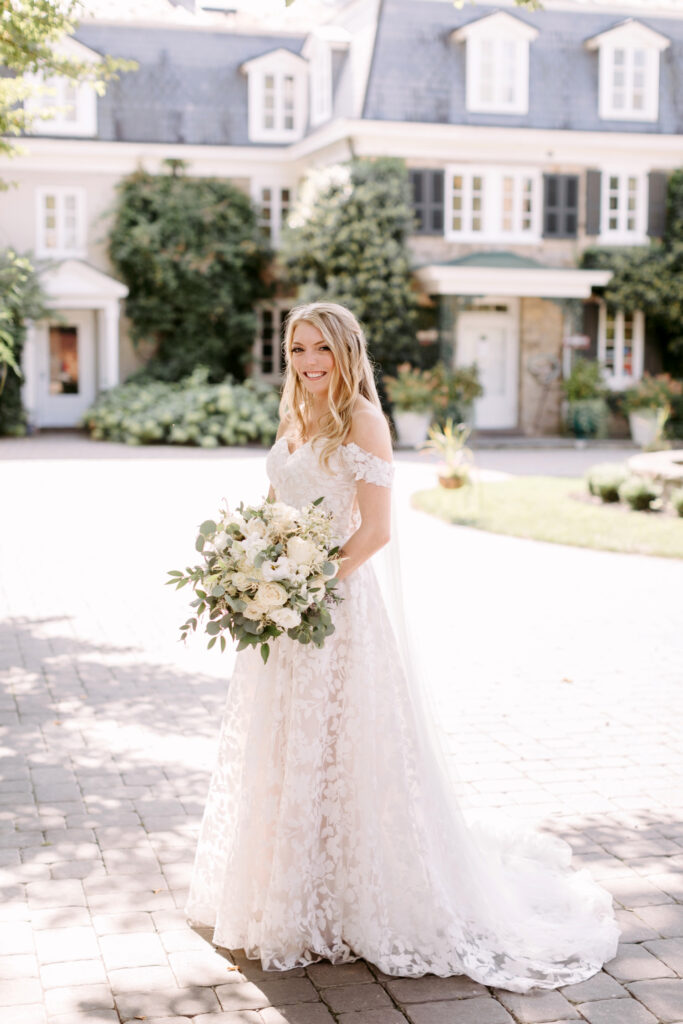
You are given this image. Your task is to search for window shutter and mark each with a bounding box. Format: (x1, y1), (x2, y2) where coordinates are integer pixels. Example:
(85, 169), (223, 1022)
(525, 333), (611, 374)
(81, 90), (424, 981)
(543, 174), (579, 238)
(585, 170), (602, 236)
(583, 302), (600, 361)
(410, 169), (444, 235)
(647, 170), (668, 239)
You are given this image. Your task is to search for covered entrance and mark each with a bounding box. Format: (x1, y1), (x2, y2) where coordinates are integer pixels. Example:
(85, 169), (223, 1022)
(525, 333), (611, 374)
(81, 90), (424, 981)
(416, 253), (611, 431)
(22, 260), (128, 429)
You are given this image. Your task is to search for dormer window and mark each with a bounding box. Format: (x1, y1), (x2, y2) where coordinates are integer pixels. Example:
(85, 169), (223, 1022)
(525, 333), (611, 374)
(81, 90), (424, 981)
(585, 19), (670, 122)
(241, 49), (308, 143)
(452, 12), (538, 116)
(24, 37), (99, 137)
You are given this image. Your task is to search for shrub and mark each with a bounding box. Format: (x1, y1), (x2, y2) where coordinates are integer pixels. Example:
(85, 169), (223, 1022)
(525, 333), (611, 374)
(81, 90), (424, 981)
(586, 463), (628, 502)
(618, 475), (659, 511)
(81, 367), (280, 446)
(562, 358), (608, 402)
(623, 372), (683, 413)
(0, 249), (49, 436)
(671, 487), (683, 517)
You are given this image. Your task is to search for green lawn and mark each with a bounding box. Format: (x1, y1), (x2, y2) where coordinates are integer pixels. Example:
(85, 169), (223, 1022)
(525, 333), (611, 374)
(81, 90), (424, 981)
(411, 476), (683, 559)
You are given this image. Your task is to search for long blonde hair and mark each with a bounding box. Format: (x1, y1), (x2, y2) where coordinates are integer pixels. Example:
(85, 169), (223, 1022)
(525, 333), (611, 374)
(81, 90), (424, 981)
(279, 301), (382, 469)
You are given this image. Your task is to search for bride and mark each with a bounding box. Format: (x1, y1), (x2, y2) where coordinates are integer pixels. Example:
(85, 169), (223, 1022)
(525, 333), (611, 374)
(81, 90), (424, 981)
(185, 300), (620, 992)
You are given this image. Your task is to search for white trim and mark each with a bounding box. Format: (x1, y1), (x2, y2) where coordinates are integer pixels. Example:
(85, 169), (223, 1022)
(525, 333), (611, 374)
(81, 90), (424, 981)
(24, 71), (98, 137)
(599, 170), (647, 243)
(252, 300), (292, 383)
(588, 19), (669, 123)
(445, 166), (541, 242)
(253, 183), (293, 245)
(35, 186), (87, 259)
(416, 264), (612, 299)
(598, 304), (644, 389)
(585, 18), (671, 52)
(454, 11), (537, 116)
(456, 298), (520, 429)
(307, 37), (333, 127)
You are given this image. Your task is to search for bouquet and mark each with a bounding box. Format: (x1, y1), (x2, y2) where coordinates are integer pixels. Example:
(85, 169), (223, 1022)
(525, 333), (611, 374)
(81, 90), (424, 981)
(167, 496), (344, 663)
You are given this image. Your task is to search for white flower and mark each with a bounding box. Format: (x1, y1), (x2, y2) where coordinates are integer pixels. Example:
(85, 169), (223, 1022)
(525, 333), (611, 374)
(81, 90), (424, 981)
(252, 582), (288, 612)
(307, 575), (328, 599)
(270, 606), (302, 630)
(242, 600), (264, 621)
(243, 517), (266, 538)
(268, 502), (299, 530)
(261, 555), (295, 582)
(287, 536), (320, 566)
(243, 535), (268, 563)
(231, 571), (252, 591)
(213, 531), (229, 552)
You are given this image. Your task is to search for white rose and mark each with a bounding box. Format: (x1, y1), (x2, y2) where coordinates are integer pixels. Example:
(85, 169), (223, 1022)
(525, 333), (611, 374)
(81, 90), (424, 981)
(252, 582), (288, 612)
(307, 575), (327, 599)
(244, 517), (267, 538)
(231, 571), (252, 591)
(269, 502), (299, 530)
(241, 600), (263, 621)
(270, 606), (302, 630)
(287, 536), (320, 566)
(243, 535), (268, 563)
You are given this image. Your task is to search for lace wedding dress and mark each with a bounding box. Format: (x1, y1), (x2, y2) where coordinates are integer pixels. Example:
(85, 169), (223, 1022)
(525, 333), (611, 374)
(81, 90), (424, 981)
(185, 436), (620, 992)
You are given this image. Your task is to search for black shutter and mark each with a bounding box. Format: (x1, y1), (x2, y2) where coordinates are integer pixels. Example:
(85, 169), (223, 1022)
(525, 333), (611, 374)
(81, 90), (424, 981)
(410, 169), (444, 235)
(585, 169), (602, 236)
(583, 302), (600, 361)
(647, 170), (668, 238)
(543, 174), (579, 238)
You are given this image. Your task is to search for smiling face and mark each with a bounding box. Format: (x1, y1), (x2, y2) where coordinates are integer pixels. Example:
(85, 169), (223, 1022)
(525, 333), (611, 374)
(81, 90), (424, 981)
(289, 321), (336, 398)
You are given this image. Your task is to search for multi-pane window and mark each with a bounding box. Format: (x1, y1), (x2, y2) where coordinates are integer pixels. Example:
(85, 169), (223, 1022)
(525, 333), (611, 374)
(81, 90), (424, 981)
(599, 307), (644, 387)
(604, 46), (656, 119)
(36, 188), (85, 256)
(254, 305), (290, 381)
(603, 173), (642, 238)
(410, 170), (444, 235)
(25, 73), (97, 137)
(543, 174), (579, 238)
(258, 186), (292, 245)
(262, 72), (295, 133)
(467, 35), (530, 114)
(446, 168), (538, 240)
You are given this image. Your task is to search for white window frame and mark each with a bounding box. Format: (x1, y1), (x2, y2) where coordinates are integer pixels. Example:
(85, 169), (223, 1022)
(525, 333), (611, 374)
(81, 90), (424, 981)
(35, 187), (87, 258)
(599, 171), (647, 244)
(598, 305), (645, 389)
(252, 302), (291, 383)
(446, 166), (541, 242)
(243, 50), (308, 143)
(255, 184), (293, 246)
(308, 38), (332, 127)
(587, 20), (669, 123)
(24, 71), (97, 137)
(453, 12), (537, 116)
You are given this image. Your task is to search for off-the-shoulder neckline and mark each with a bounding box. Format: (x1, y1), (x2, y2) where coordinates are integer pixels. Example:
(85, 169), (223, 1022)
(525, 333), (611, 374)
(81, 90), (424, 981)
(274, 435), (392, 466)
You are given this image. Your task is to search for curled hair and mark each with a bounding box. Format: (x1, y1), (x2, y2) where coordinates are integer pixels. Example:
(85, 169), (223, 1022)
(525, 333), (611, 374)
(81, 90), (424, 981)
(279, 301), (383, 469)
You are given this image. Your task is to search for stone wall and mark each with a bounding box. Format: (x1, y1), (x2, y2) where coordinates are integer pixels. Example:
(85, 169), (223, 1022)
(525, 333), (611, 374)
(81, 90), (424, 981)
(518, 297), (565, 436)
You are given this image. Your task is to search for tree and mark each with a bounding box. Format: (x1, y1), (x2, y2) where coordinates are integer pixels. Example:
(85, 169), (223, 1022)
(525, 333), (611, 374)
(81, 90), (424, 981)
(0, 249), (48, 435)
(108, 165), (274, 382)
(581, 169), (683, 371)
(279, 157), (421, 379)
(0, 0), (132, 167)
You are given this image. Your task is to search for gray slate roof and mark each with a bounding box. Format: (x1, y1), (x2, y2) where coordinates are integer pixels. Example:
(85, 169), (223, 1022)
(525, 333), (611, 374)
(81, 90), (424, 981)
(73, 24), (305, 145)
(363, 0), (683, 135)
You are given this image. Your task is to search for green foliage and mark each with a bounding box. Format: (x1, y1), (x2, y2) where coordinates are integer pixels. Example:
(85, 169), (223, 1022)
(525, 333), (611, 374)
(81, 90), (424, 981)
(0, 0), (133, 169)
(383, 362), (438, 412)
(623, 372), (683, 413)
(81, 367), (280, 446)
(562, 357), (608, 401)
(580, 169), (683, 368)
(107, 168), (273, 382)
(671, 487), (683, 518)
(618, 475), (659, 511)
(0, 249), (49, 435)
(280, 158), (421, 378)
(430, 363), (483, 425)
(419, 419), (474, 482)
(585, 463), (628, 503)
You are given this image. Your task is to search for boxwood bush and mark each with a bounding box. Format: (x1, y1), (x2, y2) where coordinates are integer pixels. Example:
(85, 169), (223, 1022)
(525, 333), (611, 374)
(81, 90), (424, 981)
(618, 475), (659, 511)
(81, 367), (280, 447)
(585, 463), (628, 502)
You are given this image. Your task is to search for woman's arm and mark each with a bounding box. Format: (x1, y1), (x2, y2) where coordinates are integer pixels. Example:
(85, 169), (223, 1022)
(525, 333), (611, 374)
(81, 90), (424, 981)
(336, 410), (393, 582)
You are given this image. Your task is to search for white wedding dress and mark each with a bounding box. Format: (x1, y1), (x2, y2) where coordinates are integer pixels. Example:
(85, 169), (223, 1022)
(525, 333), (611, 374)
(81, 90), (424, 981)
(185, 436), (620, 992)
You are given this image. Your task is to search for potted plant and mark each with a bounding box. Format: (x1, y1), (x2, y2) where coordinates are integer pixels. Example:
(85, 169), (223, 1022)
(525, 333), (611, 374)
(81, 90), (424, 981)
(623, 373), (683, 448)
(561, 358), (609, 439)
(419, 418), (474, 488)
(384, 363), (438, 445)
(431, 362), (483, 430)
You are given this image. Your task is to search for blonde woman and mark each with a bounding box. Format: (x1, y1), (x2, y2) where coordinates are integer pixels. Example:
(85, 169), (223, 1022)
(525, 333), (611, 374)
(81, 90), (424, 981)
(185, 301), (619, 991)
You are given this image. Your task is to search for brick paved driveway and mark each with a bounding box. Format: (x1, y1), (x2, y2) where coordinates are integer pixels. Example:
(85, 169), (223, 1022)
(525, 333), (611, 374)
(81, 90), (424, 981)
(1, 435), (681, 1024)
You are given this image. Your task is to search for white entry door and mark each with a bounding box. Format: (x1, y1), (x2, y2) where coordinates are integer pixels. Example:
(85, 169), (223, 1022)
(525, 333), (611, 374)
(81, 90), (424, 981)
(457, 311), (518, 429)
(35, 310), (96, 427)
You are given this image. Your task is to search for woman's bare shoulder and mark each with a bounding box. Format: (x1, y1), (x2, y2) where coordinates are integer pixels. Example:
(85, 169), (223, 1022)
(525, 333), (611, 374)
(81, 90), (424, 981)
(346, 399), (393, 461)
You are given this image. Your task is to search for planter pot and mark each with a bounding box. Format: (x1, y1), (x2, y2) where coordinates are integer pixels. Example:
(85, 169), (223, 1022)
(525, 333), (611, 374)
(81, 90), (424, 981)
(394, 409), (432, 446)
(566, 398), (609, 440)
(438, 473), (467, 489)
(629, 407), (667, 447)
